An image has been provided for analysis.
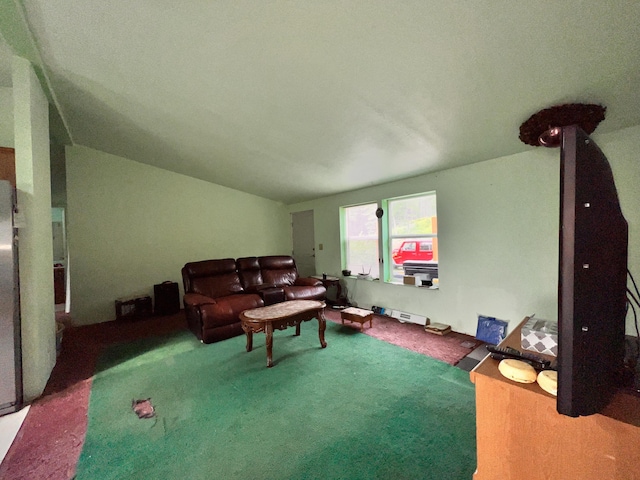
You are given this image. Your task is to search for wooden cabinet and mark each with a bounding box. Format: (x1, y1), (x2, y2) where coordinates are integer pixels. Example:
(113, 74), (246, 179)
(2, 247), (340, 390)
(470, 319), (640, 480)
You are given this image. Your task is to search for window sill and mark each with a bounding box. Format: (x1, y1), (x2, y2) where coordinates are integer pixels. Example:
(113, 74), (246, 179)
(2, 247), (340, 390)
(388, 281), (439, 290)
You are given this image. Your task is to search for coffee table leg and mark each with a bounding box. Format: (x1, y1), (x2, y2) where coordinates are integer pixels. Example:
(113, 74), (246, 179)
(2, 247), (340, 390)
(317, 309), (327, 348)
(245, 331), (253, 352)
(295, 322), (301, 336)
(265, 322), (274, 368)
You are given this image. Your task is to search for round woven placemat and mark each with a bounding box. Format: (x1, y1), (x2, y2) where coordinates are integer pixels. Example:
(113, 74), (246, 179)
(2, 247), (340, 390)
(519, 103), (606, 146)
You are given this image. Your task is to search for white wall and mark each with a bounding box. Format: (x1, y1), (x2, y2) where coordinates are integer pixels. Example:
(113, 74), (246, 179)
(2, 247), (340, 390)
(13, 56), (56, 401)
(0, 87), (13, 147)
(66, 145), (292, 325)
(290, 125), (640, 337)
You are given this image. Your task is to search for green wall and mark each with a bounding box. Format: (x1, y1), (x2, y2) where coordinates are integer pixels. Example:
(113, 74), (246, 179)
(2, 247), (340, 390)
(65, 145), (291, 325)
(290, 125), (640, 337)
(13, 56), (56, 401)
(0, 87), (13, 147)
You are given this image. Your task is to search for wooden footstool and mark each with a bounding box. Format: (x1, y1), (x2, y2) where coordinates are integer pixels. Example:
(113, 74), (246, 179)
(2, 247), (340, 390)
(340, 307), (373, 332)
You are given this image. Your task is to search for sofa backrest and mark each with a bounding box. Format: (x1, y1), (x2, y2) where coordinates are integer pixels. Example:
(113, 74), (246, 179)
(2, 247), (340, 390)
(236, 256), (263, 291)
(182, 258), (244, 299)
(258, 256), (299, 286)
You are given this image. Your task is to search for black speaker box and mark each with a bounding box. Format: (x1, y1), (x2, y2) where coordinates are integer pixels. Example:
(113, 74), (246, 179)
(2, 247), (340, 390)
(154, 281), (180, 315)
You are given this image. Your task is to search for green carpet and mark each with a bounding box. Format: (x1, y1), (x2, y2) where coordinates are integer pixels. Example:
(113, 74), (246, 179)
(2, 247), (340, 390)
(76, 321), (476, 480)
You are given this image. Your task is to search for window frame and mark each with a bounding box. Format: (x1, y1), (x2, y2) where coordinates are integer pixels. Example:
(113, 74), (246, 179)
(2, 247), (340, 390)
(382, 191), (438, 284)
(340, 202), (380, 278)
(339, 191), (437, 286)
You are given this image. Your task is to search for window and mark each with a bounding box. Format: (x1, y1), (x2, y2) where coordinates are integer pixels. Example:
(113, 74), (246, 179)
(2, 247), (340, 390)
(341, 203), (379, 278)
(385, 192), (438, 284)
(339, 192), (437, 285)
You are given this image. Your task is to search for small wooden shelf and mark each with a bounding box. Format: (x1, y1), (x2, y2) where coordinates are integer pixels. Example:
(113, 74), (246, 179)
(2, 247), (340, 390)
(115, 295), (152, 321)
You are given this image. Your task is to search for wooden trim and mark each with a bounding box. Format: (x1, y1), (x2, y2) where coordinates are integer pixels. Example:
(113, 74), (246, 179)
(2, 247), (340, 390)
(0, 147), (16, 188)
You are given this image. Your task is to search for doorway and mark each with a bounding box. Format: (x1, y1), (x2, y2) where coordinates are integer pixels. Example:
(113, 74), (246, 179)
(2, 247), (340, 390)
(291, 210), (316, 278)
(52, 207), (68, 312)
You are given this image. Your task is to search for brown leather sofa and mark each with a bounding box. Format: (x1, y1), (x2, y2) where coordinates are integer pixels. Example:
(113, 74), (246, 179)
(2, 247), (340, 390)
(182, 255), (326, 344)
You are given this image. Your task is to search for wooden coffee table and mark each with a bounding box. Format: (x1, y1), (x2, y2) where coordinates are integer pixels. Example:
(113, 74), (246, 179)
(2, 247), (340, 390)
(240, 300), (327, 367)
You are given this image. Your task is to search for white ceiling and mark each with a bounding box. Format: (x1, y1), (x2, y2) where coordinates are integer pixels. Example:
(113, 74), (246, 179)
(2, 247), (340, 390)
(6, 1), (640, 203)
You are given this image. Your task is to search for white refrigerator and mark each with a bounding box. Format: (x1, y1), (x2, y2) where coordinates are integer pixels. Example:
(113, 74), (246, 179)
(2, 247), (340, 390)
(0, 180), (21, 416)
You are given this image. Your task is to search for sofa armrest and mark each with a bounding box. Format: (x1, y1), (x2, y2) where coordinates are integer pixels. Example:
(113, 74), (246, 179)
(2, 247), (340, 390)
(295, 277), (323, 287)
(183, 292), (216, 307)
(258, 286), (285, 305)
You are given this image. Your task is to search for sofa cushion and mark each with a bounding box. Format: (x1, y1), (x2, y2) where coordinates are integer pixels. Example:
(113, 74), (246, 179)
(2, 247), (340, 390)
(182, 258), (244, 299)
(237, 256), (266, 291)
(259, 256), (298, 286)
